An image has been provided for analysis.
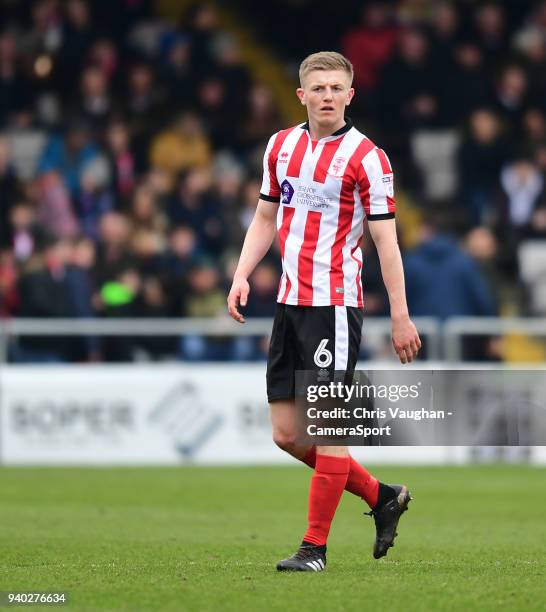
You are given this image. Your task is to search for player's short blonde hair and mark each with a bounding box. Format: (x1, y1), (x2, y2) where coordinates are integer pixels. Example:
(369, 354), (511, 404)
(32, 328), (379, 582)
(299, 51), (354, 86)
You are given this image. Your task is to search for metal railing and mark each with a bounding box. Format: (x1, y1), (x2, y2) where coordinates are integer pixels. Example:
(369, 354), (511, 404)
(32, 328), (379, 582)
(443, 317), (546, 361)
(1, 316), (546, 363)
(0, 316), (441, 363)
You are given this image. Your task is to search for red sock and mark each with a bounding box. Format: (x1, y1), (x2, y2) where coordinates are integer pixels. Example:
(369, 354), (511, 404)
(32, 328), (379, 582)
(303, 447), (379, 508)
(303, 454), (350, 546)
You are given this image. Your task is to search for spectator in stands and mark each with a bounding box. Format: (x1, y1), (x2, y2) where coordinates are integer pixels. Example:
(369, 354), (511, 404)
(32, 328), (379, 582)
(19, 0), (63, 59)
(442, 41), (491, 125)
(214, 36), (252, 127)
(196, 76), (237, 150)
(524, 204), (546, 240)
(71, 234), (96, 275)
(161, 224), (198, 314)
(125, 61), (165, 169)
(8, 202), (39, 264)
(76, 64), (112, 128)
(403, 221), (497, 321)
(245, 261), (278, 318)
(494, 65), (531, 134)
(183, 258), (225, 318)
(185, 3), (220, 75)
(94, 211), (134, 288)
(513, 24), (546, 106)
(150, 112), (211, 178)
(237, 178), (260, 236)
(473, 2), (509, 70)
(498, 155), (546, 284)
(521, 108), (546, 151)
(37, 117), (99, 197)
(14, 236), (95, 362)
(0, 30), (30, 127)
(239, 85), (282, 154)
(0, 136), (21, 247)
(343, 1), (398, 92)
(178, 258), (229, 361)
(464, 226), (508, 310)
(430, 1), (461, 73)
(87, 38), (119, 83)
(98, 266), (141, 361)
(457, 108), (509, 226)
(2, 105), (46, 181)
(57, 0), (97, 91)
(500, 155), (544, 231)
(105, 117), (136, 206)
(130, 184), (166, 236)
(76, 155), (114, 241)
(159, 32), (193, 110)
(377, 27), (441, 151)
(125, 61), (163, 123)
(134, 276), (177, 359)
(168, 168), (225, 256)
(0, 248), (18, 316)
(37, 170), (80, 239)
(131, 227), (165, 277)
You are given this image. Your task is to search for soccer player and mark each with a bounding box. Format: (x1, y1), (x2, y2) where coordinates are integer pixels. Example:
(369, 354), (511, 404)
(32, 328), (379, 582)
(228, 51), (421, 572)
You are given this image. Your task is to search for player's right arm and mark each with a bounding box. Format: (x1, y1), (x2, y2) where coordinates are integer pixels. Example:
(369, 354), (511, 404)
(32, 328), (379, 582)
(228, 132), (282, 323)
(228, 198), (279, 323)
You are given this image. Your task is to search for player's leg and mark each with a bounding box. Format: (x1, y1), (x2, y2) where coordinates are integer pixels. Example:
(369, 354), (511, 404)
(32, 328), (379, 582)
(278, 306), (352, 571)
(269, 305), (411, 565)
(296, 305), (382, 505)
(277, 442), (349, 572)
(301, 443), (350, 545)
(269, 399), (311, 461)
(269, 399), (380, 506)
(299, 305), (411, 561)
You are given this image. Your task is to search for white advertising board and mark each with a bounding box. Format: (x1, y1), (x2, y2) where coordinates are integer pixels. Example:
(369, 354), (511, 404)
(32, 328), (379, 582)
(0, 365), (542, 465)
(0, 365), (282, 465)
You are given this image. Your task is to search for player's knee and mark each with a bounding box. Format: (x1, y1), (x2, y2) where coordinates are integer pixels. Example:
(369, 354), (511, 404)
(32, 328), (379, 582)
(272, 431), (299, 454)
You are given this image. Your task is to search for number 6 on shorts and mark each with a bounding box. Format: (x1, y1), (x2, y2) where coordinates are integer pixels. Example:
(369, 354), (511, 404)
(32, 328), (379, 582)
(314, 338), (333, 368)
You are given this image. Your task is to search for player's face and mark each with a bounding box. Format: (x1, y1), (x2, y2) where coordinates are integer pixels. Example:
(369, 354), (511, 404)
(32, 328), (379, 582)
(297, 70), (354, 131)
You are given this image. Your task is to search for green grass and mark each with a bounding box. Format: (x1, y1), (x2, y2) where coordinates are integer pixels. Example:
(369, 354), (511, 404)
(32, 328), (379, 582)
(1, 465), (545, 611)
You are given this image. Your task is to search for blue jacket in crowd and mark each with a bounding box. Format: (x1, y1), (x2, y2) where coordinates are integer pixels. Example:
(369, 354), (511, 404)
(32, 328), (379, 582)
(403, 235), (497, 321)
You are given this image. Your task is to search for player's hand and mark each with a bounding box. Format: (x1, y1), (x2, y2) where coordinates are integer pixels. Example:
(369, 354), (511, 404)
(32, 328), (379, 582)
(227, 277), (250, 324)
(391, 315), (421, 364)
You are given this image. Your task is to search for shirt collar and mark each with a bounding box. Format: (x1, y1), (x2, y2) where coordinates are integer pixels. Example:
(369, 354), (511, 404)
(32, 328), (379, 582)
(301, 117), (353, 139)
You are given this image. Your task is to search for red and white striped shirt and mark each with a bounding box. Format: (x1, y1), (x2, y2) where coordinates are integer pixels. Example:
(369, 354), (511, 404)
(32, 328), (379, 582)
(260, 118), (395, 307)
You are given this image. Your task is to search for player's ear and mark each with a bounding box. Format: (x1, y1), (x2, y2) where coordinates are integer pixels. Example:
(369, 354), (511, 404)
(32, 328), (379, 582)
(346, 88), (355, 106)
(297, 87), (306, 105)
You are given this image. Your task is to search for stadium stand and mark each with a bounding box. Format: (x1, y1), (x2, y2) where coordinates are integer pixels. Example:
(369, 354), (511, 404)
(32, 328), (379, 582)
(1, 0), (546, 362)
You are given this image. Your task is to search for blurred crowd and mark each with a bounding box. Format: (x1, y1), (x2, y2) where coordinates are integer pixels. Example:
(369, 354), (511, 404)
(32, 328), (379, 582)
(340, 0), (546, 359)
(1, 0), (546, 362)
(0, 0), (284, 361)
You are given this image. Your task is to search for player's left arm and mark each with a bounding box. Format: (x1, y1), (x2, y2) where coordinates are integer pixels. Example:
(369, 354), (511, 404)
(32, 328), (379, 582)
(368, 218), (421, 364)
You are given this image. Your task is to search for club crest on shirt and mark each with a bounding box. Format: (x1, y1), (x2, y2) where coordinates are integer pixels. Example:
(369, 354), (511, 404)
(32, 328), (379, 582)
(328, 156), (347, 177)
(281, 179), (295, 204)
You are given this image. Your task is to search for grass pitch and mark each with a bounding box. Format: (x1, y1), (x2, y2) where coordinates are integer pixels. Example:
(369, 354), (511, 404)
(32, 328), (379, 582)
(1, 465), (545, 611)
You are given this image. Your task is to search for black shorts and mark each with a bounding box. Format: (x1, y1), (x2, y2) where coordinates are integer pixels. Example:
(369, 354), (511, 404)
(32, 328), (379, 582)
(266, 304), (364, 402)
